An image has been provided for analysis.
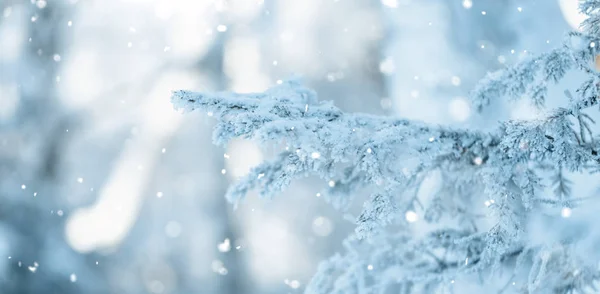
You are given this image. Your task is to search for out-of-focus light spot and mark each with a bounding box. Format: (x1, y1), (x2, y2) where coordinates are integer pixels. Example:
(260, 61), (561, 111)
(311, 152), (320, 159)
(165, 221), (182, 238)
(21, 185), (26, 190)
(380, 98), (392, 110)
(451, 76), (461, 86)
(211, 260), (228, 275)
(517, 7), (522, 12)
(367, 264), (373, 270)
(381, 0), (398, 8)
(285, 279), (301, 289)
(289, 280), (300, 289)
(326, 72), (345, 82)
(156, 192), (163, 198)
(77, 177), (83, 183)
(217, 25), (227, 32)
(561, 207), (572, 218)
(481, 11), (486, 15)
(70, 273), (77, 283)
(312, 216), (333, 236)
(462, 0), (472, 9)
(559, 0), (588, 30)
(473, 156), (483, 165)
(326, 72), (339, 81)
(67, 20), (72, 26)
(379, 57), (395, 75)
(328, 180), (335, 188)
(405, 210), (418, 223)
(410, 90), (419, 98)
(448, 98), (471, 122)
(36, 1), (47, 9)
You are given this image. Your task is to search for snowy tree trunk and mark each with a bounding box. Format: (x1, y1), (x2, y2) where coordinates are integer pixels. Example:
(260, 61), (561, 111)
(200, 34), (249, 294)
(1, 1), (106, 293)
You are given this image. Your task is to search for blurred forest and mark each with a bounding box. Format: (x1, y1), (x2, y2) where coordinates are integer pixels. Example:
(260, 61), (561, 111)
(0, 0), (585, 293)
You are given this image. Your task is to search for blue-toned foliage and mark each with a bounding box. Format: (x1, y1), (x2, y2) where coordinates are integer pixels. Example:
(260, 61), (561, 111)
(172, 1), (600, 293)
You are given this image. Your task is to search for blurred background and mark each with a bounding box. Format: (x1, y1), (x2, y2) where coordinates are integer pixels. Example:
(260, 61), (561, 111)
(0, 0), (587, 293)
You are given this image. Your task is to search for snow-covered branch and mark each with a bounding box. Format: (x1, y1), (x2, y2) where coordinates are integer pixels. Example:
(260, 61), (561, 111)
(171, 1), (600, 292)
